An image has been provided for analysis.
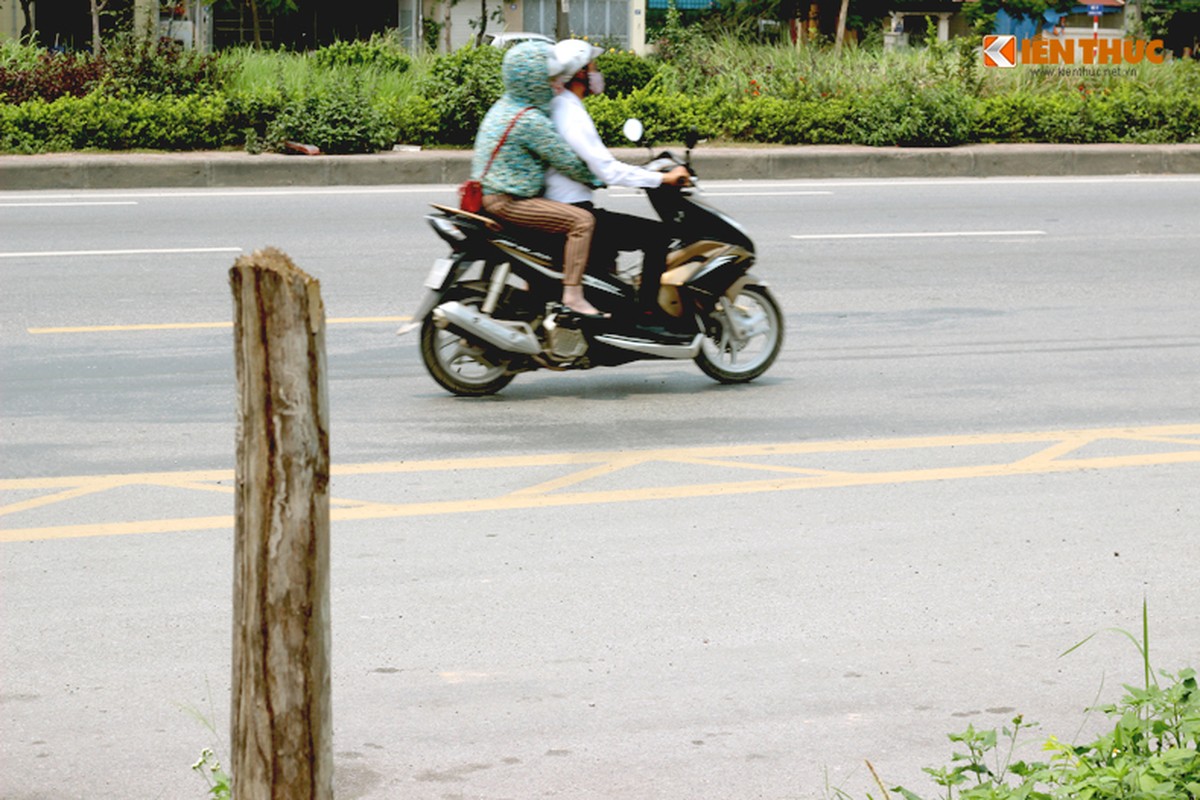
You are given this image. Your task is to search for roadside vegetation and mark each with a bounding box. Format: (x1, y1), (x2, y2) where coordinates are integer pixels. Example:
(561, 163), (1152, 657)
(189, 605), (1198, 799)
(868, 607), (1200, 800)
(887, 667), (1199, 800)
(2, 18), (1198, 154)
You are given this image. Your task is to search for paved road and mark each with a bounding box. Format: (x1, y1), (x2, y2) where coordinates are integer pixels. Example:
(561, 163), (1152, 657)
(2, 176), (1198, 799)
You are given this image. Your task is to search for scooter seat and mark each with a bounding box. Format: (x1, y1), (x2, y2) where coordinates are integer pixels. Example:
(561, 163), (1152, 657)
(430, 203), (563, 268)
(430, 203), (504, 232)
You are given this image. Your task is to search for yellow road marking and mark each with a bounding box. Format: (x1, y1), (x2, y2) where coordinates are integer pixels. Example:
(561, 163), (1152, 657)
(667, 456), (855, 478)
(166, 480), (234, 495)
(0, 480), (125, 517)
(508, 454), (652, 497)
(27, 316), (410, 335)
(2, 424), (1198, 543)
(1009, 436), (1092, 469)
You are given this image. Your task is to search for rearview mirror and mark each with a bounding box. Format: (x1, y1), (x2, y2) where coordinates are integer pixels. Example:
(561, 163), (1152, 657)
(622, 118), (645, 144)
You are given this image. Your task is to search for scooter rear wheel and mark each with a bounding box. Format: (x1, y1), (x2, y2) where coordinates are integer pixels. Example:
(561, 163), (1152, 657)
(419, 290), (516, 397)
(695, 285), (783, 384)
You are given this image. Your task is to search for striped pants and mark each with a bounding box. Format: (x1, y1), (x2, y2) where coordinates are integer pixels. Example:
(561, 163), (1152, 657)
(482, 194), (595, 285)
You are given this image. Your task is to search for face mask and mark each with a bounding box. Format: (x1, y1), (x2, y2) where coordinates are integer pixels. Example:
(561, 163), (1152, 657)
(587, 70), (605, 96)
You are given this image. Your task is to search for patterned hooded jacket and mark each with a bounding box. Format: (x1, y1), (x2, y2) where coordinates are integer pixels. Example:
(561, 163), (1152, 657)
(472, 41), (599, 198)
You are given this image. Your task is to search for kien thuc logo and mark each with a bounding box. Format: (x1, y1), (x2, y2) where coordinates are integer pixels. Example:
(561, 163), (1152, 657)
(983, 35), (1166, 67)
(983, 35), (1017, 68)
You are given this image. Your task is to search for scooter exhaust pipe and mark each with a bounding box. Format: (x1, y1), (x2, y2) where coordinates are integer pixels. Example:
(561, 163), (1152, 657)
(594, 333), (704, 359)
(432, 301), (542, 355)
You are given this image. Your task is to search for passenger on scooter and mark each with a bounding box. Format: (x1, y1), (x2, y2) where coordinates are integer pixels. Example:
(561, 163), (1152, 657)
(473, 41), (608, 318)
(546, 39), (691, 327)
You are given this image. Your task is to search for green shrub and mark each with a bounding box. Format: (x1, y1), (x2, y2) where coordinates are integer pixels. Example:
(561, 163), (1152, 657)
(850, 79), (974, 147)
(975, 93), (1045, 142)
(224, 88), (285, 144)
(395, 46), (503, 145)
(650, 0), (707, 71)
(1091, 83), (1200, 143)
(0, 99), (73, 152)
(263, 76), (395, 154)
(595, 50), (659, 96)
(584, 92), (638, 144)
(1027, 92), (1092, 143)
(0, 51), (104, 103)
(792, 98), (857, 144)
(725, 96), (854, 144)
(100, 36), (226, 98)
(585, 86), (724, 146)
(310, 34), (412, 72)
(392, 93), (441, 145)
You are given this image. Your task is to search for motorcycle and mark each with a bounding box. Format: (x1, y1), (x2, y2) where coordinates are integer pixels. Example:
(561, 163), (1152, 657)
(400, 121), (784, 397)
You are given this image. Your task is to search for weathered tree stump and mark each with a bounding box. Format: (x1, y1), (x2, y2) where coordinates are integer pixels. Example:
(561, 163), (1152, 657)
(229, 248), (332, 800)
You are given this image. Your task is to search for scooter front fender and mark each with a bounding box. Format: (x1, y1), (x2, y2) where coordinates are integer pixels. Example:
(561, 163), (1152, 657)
(396, 288), (442, 336)
(724, 272), (768, 301)
(398, 255), (471, 336)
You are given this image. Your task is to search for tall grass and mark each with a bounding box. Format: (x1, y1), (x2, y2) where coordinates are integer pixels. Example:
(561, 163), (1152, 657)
(219, 46), (424, 107)
(650, 30), (1200, 100)
(0, 38), (47, 70)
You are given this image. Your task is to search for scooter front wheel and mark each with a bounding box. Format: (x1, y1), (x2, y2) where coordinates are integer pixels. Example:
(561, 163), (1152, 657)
(695, 285), (784, 384)
(419, 291), (516, 397)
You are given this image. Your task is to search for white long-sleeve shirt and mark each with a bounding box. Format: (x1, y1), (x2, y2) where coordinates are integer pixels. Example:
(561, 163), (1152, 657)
(545, 90), (664, 204)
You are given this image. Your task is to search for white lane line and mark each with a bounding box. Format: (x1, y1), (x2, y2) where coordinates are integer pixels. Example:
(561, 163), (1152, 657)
(609, 190), (832, 198)
(2, 175), (1196, 203)
(27, 316), (410, 334)
(790, 230), (1046, 240)
(0, 187), (453, 201)
(701, 176), (1200, 189)
(0, 201), (139, 208)
(0, 246), (243, 259)
(702, 191), (832, 197)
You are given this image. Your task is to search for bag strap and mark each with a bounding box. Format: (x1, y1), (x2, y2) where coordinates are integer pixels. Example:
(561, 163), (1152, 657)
(480, 106), (534, 181)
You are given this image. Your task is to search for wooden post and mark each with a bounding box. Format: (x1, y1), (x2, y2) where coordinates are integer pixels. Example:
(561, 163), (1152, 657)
(132, 0), (157, 43)
(557, 0), (570, 40)
(229, 248), (333, 800)
(834, 0), (850, 53)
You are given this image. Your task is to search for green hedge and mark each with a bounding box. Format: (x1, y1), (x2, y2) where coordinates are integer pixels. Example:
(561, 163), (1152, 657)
(2, 38), (1199, 154)
(0, 94), (233, 152)
(975, 86), (1200, 144)
(4, 83), (1198, 154)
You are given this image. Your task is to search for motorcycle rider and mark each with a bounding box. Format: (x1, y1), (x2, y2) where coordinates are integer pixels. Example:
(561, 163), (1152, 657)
(545, 39), (691, 329)
(473, 41), (608, 318)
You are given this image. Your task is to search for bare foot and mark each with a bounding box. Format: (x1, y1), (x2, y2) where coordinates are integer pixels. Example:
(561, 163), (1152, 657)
(562, 285), (609, 318)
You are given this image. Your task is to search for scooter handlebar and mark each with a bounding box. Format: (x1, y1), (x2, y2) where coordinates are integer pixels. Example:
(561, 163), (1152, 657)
(644, 154), (682, 173)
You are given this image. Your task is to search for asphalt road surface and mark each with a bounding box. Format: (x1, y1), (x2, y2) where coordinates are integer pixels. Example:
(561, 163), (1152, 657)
(2, 176), (1199, 799)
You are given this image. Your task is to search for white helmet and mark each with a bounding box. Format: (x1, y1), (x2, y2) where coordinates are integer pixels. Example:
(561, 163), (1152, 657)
(549, 39), (603, 80)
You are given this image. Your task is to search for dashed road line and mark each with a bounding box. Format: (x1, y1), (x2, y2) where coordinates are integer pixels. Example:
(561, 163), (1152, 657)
(790, 230), (1046, 240)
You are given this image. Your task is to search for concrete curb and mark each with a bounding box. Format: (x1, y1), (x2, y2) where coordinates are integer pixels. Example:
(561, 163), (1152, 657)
(2, 144), (1199, 190)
